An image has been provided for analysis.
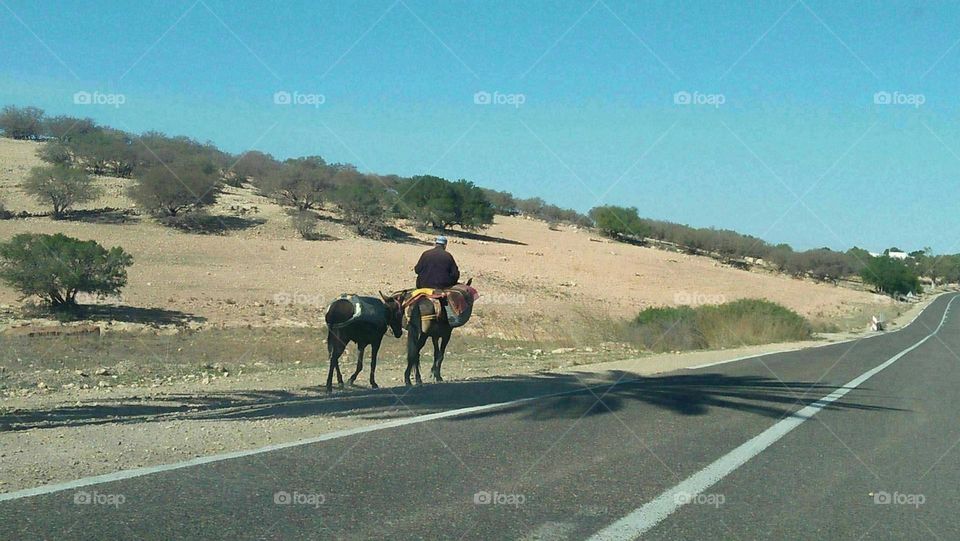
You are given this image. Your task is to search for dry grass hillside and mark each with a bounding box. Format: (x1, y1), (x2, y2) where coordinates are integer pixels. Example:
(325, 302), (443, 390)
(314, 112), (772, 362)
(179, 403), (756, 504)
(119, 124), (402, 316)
(0, 138), (891, 341)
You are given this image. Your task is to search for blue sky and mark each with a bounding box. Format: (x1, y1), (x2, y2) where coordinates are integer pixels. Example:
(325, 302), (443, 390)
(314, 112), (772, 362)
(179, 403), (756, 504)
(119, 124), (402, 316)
(1, 0), (958, 252)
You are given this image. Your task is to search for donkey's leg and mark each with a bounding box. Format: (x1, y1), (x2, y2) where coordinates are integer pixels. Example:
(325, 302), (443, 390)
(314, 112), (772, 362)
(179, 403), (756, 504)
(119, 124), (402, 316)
(413, 333), (428, 385)
(369, 337), (383, 389)
(348, 344), (365, 385)
(435, 330), (451, 382)
(405, 326), (419, 386)
(430, 335), (442, 382)
(326, 332), (347, 392)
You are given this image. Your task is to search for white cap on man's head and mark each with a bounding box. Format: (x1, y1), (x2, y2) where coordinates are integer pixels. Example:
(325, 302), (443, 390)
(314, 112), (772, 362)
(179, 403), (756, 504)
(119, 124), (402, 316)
(435, 235), (448, 245)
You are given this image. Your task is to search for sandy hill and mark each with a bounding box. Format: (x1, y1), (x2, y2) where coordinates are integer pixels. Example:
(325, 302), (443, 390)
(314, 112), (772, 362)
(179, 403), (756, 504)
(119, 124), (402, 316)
(0, 138), (890, 340)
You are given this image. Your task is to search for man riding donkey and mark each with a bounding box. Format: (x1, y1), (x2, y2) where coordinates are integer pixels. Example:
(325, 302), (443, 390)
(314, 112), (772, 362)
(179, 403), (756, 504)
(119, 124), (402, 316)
(399, 236), (478, 385)
(323, 235), (477, 391)
(415, 235), (459, 289)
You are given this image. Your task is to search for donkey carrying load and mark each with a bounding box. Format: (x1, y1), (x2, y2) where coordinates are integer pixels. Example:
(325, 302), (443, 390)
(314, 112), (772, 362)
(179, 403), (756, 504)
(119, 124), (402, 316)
(397, 280), (478, 385)
(324, 292), (403, 392)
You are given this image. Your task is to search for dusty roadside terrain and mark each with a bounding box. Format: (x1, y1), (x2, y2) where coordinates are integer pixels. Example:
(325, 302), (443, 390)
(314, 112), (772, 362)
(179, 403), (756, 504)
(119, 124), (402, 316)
(0, 137), (892, 340)
(0, 294), (938, 494)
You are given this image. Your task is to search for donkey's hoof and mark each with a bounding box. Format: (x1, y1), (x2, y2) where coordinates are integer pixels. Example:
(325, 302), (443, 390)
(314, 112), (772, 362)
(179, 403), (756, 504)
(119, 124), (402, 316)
(370, 382), (379, 389)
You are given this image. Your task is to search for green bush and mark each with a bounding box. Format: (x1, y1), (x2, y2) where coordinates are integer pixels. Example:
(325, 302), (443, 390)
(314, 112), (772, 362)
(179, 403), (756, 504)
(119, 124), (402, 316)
(629, 299), (811, 352)
(23, 165), (100, 218)
(335, 179), (387, 238)
(261, 156), (332, 210)
(0, 233), (133, 308)
(395, 175), (494, 230)
(0, 105), (44, 140)
(63, 128), (134, 176)
(128, 158), (219, 217)
(42, 115), (97, 143)
(629, 306), (704, 350)
(290, 210), (320, 240)
(230, 150), (281, 185)
(860, 256), (922, 297)
(589, 205), (649, 240)
(36, 141), (73, 166)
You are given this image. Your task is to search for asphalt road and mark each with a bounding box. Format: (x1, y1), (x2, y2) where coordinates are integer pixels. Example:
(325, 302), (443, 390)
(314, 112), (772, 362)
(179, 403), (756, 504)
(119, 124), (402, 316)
(3, 294), (960, 540)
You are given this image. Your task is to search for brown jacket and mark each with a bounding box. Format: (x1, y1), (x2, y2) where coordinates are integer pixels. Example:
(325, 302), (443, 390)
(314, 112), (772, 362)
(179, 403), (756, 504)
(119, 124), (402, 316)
(415, 246), (460, 289)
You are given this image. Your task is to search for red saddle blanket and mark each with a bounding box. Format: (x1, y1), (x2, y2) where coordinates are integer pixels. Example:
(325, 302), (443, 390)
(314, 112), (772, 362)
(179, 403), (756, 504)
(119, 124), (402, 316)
(402, 284), (479, 328)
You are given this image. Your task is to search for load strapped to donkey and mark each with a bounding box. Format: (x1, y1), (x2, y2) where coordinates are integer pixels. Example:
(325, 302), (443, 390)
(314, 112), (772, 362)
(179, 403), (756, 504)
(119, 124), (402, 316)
(400, 282), (479, 333)
(327, 295), (391, 329)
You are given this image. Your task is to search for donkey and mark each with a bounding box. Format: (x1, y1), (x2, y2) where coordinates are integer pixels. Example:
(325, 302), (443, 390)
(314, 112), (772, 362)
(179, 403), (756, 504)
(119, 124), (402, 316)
(324, 293), (403, 392)
(400, 279), (472, 386)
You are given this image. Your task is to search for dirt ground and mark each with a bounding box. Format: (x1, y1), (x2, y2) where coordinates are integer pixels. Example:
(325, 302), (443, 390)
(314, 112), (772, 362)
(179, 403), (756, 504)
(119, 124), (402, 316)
(0, 138), (892, 342)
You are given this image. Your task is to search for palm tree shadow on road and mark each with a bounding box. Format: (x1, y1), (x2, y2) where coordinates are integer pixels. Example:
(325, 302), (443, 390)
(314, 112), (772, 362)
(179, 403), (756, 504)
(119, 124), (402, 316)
(0, 371), (904, 432)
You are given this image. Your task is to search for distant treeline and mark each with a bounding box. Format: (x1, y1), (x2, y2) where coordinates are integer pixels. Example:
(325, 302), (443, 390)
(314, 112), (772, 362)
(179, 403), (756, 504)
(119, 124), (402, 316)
(0, 104), (944, 296)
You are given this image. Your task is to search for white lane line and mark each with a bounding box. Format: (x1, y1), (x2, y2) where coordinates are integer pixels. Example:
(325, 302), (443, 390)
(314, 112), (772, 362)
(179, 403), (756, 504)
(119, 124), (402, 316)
(1, 295), (952, 503)
(686, 349), (798, 370)
(0, 382), (616, 502)
(588, 296), (957, 541)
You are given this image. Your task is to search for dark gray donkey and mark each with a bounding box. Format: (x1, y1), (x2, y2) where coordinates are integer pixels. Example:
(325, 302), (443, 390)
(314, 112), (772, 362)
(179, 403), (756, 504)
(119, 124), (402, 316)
(324, 292), (403, 392)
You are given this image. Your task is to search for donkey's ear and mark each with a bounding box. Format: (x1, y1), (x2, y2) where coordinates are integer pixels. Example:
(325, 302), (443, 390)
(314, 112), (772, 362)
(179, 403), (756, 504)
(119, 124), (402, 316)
(466, 278), (473, 286)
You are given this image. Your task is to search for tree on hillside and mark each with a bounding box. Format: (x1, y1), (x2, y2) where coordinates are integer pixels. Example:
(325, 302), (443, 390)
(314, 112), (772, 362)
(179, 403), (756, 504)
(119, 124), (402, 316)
(911, 247), (953, 286)
(43, 115), (97, 143)
(261, 156), (333, 210)
(860, 256), (921, 297)
(0, 105), (45, 140)
(334, 177), (388, 238)
(765, 244), (795, 272)
(396, 176), (494, 230)
(453, 179), (495, 229)
(230, 150), (281, 185)
(481, 188), (517, 215)
(36, 141), (73, 166)
(134, 131), (230, 175)
(23, 165), (100, 218)
(515, 197), (546, 217)
(790, 249), (856, 283)
(0, 233), (132, 308)
(70, 128), (136, 176)
(128, 158), (219, 216)
(588, 205), (649, 240)
(845, 246), (872, 272)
